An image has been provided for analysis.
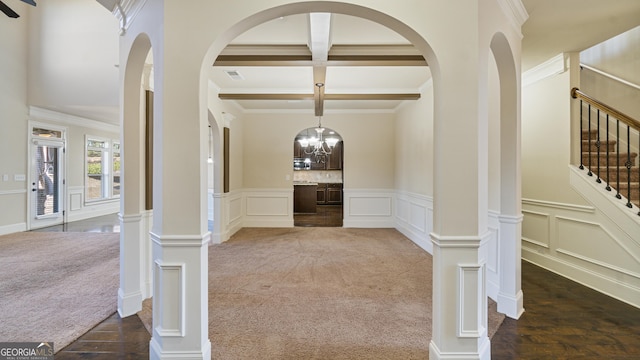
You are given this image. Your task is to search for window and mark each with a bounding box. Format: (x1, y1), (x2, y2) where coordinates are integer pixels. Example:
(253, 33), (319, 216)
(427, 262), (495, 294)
(112, 142), (121, 197)
(85, 137), (120, 202)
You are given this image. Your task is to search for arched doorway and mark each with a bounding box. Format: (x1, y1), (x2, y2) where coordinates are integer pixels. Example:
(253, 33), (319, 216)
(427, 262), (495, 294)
(293, 122), (344, 226)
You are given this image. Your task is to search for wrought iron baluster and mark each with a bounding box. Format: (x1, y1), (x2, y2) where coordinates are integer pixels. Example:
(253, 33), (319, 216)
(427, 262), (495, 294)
(605, 114), (611, 191)
(579, 100), (584, 170)
(616, 120), (622, 199)
(596, 109), (602, 183)
(587, 104), (593, 176)
(626, 125), (632, 208)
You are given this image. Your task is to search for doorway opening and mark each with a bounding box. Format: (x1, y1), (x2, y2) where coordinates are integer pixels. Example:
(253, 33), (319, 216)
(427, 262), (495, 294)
(30, 125), (66, 229)
(293, 124), (343, 227)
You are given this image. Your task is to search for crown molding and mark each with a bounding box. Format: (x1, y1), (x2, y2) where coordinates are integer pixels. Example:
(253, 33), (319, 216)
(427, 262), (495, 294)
(109, 0), (148, 35)
(522, 53), (567, 87)
(497, 0), (529, 36)
(29, 107), (119, 134)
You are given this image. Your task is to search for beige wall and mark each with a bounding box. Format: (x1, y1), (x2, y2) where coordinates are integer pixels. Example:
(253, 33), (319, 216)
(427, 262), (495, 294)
(241, 112), (395, 190)
(580, 25), (640, 123)
(522, 70), (589, 205)
(0, 2), (29, 230)
(395, 80), (434, 196)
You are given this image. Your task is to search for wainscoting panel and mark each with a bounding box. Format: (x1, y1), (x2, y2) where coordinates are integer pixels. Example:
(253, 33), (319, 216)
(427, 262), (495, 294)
(66, 186), (119, 223)
(242, 189), (293, 227)
(343, 189), (395, 228)
(556, 216), (640, 281)
(395, 191), (433, 253)
(154, 262), (184, 337)
(522, 193), (640, 308)
(521, 209), (550, 249)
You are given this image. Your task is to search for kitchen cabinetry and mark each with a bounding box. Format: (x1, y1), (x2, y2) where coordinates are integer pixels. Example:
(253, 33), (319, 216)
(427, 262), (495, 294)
(326, 141), (343, 170)
(294, 184), (317, 213)
(293, 141), (343, 171)
(316, 183), (343, 205)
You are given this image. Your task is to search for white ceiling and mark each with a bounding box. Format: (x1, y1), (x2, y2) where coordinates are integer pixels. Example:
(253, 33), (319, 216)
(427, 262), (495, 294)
(209, 1), (640, 116)
(37, 1), (640, 123)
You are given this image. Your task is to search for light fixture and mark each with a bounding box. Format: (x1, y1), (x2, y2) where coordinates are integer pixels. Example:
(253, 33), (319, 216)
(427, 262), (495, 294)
(298, 116), (339, 164)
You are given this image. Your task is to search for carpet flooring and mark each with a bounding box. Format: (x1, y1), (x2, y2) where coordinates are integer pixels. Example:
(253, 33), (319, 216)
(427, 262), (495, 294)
(139, 227), (504, 359)
(0, 231), (119, 353)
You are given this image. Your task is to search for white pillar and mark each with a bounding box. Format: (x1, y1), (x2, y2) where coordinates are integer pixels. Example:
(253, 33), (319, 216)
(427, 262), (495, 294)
(142, 209), (153, 298)
(118, 212), (144, 317)
(149, 233), (211, 360)
(497, 214), (524, 319)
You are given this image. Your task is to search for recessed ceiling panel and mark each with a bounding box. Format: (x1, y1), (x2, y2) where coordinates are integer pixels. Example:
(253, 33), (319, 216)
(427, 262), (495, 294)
(325, 66), (431, 92)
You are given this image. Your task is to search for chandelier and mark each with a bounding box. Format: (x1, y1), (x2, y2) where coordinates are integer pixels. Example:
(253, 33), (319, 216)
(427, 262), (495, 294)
(297, 116), (339, 163)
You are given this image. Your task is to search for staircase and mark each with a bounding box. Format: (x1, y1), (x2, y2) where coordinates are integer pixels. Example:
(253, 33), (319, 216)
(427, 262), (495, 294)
(580, 127), (640, 210)
(572, 88), (640, 213)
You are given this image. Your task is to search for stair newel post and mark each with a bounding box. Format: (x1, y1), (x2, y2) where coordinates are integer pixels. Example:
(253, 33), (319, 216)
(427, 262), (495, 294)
(616, 120), (622, 200)
(596, 108), (602, 183)
(605, 114), (611, 191)
(587, 104), (593, 176)
(579, 99), (584, 170)
(626, 125), (633, 208)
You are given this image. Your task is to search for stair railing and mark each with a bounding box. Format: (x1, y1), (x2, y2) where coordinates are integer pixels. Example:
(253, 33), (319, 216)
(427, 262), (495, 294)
(571, 87), (640, 215)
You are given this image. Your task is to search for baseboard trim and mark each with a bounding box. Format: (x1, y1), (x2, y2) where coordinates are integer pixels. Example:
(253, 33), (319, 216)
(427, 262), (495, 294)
(523, 247), (640, 309)
(0, 222), (27, 236)
(396, 223), (432, 253)
(117, 288), (143, 318)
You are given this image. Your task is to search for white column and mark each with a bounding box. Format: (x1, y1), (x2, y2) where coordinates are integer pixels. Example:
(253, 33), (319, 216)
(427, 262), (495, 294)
(210, 192), (223, 244)
(497, 214), (524, 319)
(149, 233), (211, 360)
(430, 235), (490, 360)
(118, 212), (144, 317)
(142, 209), (154, 298)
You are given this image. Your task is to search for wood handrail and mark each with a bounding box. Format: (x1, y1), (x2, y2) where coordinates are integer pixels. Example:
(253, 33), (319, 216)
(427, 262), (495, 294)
(571, 87), (640, 131)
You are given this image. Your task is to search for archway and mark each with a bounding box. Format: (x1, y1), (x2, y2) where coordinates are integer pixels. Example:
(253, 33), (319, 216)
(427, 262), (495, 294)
(115, 2), (526, 359)
(118, 32), (153, 317)
(490, 31), (525, 320)
(293, 124), (344, 226)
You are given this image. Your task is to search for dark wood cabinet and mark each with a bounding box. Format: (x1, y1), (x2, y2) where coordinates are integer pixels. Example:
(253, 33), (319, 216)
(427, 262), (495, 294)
(316, 183), (343, 205)
(326, 183), (343, 204)
(294, 185), (317, 213)
(327, 141), (343, 170)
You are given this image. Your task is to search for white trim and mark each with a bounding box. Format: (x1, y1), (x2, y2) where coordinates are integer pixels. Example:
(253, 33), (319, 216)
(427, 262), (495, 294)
(0, 223), (27, 236)
(0, 189), (27, 195)
(497, 0), (529, 35)
(457, 264), (484, 338)
(580, 63), (640, 91)
(29, 106), (119, 133)
(523, 251), (640, 309)
(522, 197), (595, 213)
(522, 53), (567, 87)
(153, 261), (185, 337)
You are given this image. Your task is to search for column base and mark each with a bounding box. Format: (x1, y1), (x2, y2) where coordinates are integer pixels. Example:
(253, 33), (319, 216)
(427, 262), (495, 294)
(150, 338), (211, 360)
(498, 289), (524, 319)
(429, 338), (490, 360)
(117, 288), (143, 317)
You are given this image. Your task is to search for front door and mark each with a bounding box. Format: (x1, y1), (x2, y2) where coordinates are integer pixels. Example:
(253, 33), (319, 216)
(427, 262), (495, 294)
(30, 128), (65, 229)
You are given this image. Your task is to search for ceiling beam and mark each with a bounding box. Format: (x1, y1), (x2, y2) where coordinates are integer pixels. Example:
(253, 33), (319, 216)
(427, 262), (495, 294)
(218, 93), (420, 100)
(213, 45), (427, 66)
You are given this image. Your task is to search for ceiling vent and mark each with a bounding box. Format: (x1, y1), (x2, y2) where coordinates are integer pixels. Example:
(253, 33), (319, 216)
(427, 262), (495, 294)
(224, 70), (244, 81)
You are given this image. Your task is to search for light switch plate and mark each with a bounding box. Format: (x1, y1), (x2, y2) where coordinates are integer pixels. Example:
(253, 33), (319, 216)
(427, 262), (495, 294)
(2, 174), (8, 181)
(14, 174), (26, 181)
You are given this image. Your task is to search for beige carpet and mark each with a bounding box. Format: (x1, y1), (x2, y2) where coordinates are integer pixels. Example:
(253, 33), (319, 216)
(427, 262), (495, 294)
(0, 231), (119, 353)
(139, 227), (505, 359)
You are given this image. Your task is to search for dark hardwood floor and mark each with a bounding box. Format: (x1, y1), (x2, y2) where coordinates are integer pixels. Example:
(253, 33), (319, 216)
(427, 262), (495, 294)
(39, 215), (640, 359)
(294, 204), (343, 227)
